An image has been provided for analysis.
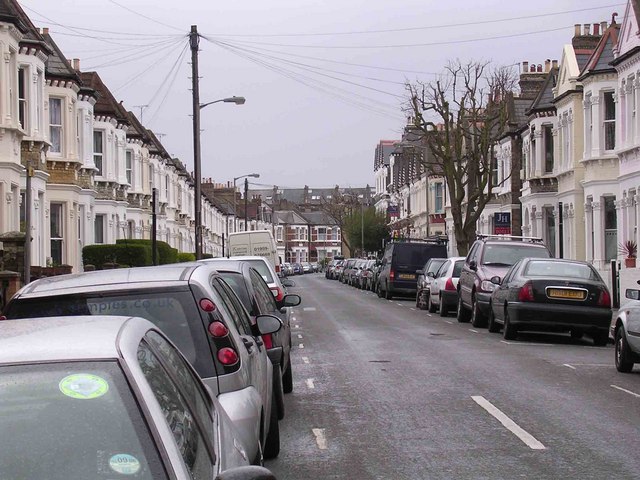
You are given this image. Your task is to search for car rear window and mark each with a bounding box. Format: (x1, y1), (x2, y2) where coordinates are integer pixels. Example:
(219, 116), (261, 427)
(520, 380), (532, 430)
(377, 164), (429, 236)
(524, 260), (600, 280)
(244, 260), (274, 283)
(427, 259), (446, 275)
(0, 361), (167, 480)
(393, 244), (448, 269)
(481, 244), (550, 266)
(452, 260), (464, 277)
(218, 272), (252, 313)
(5, 290), (210, 376)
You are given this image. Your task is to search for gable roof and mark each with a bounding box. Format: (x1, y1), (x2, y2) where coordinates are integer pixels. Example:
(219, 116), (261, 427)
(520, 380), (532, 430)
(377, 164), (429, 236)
(42, 32), (80, 83)
(579, 22), (620, 78)
(273, 210), (308, 225)
(80, 72), (129, 125)
(0, 0), (49, 50)
(302, 211), (338, 226)
(526, 67), (558, 115)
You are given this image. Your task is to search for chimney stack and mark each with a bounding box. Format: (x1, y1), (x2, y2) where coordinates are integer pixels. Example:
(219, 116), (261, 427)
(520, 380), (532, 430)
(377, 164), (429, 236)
(545, 59), (551, 72)
(552, 59), (558, 69)
(537, 64), (543, 72)
(73, 58), (80, 71)
(601, 21), (608, 32)
(522, 61), (529, 73)
(574, 24), (581, 36)
(42, 27), (49, 35)
(593, 23), (600, 36)
(583, 24), (591, 35)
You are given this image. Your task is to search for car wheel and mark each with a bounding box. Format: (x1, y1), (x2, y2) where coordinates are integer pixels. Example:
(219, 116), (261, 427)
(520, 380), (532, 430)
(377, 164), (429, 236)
(263, 393), (280, 459)
(428, 294), (437, 313)
(282, 358), (293, 394)
(384, 283), (393, 300)
(503, 308), (517, 340)
(615, 327), (635, 373)
(456, 294), (471, 323)
(439, 294), (448, 317)
(273, 369), (285, 420)
(487, 304), (500, 333)
(470, 294), (487, 328)
(592, 331), (608, 347)
(376, 283), (383, 298)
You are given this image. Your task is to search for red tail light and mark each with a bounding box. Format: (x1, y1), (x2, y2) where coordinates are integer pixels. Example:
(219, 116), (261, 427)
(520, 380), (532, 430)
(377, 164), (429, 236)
(217, 347), (239, 365)
(262, 333), (273, 349)
(275, 264), (281, 273)
(597, 289), (611, 308)
(518, 282), (535, 302)
(208, 321), (229, 338)
(199, 298), (216, 312)
(445, 278), (455, 291)
(390, 270), (395, 282)
(270, 286), (284, 302)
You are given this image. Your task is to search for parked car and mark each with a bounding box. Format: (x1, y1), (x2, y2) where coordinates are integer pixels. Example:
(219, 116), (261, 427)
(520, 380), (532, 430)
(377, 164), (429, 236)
(347, 259), (366, 286)
(202, 258), (302, 419)
(428, 257), (465, 316)
(283, 262), (294, 276)
(227, 230), (282, 277)
(0, 315), (277, 479)
(209, 256), (287, 306)
(377, 240), (448, 300)
(301, 262), (312, 274)
(359, 259), (377, 290)
(613, 284), (640, 372)
(415, 258), (447, 310)
(487, 258), (612, 345)
(340, 259), (357, 283)
(3, 264), (283, 464)
(292, 263), (303, 275)
(310, 262), (319, 273)
(457, 234), (552, 327)
(332, 260), (345, 280)
(325, 260), (337, 279)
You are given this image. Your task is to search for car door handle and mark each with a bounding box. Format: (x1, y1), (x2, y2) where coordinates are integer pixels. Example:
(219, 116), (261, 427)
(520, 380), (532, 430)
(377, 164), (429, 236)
(242, 337), (254, 353)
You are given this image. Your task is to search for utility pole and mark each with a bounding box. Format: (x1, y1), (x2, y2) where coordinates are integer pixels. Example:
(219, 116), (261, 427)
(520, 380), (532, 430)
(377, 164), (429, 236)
(244, 178), (248, 231)
(190, 25), (202, 259)
(152, 188), (158, 265)
(24, 163), (33, 284)
(133, 104), (149, 123)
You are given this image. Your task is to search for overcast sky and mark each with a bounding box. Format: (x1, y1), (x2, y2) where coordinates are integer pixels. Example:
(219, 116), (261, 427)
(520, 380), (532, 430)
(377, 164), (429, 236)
(22, 0), (624, 190)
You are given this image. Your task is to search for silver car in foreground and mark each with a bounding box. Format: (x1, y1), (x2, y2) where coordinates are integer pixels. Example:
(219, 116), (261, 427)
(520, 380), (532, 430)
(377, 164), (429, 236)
(0, 315), (276, 480)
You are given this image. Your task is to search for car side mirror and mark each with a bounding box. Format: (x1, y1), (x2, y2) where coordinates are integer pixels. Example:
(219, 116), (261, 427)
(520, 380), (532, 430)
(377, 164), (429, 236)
(416, 269), (424, 275)
(469, 260), (477, 271)
(255, 314), (282, 335)
(282, 278), (295, 287)
(215, 466), (277, 480)
(281, 294), (301, 307)
(625, 288), (640, 300)
(490, 276), (502, 285)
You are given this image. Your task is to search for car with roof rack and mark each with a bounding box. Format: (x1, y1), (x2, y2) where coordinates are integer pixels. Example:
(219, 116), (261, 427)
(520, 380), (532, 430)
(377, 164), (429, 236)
(3, 264), (283, 465)
(456, 233), (552, 328)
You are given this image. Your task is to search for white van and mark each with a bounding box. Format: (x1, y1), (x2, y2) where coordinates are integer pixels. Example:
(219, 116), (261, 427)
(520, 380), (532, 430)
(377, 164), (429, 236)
(227, 230), (282, 275)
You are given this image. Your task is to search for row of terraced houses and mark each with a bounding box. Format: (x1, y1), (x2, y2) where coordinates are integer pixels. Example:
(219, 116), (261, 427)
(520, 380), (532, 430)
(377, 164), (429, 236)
(374, 1), (640, 292)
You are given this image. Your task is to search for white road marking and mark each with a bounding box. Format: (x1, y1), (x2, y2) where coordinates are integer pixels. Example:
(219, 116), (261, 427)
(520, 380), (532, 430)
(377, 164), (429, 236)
(397, 303), (404, 306)
(312, 428), (328, 450)
(410, 308), (416, 311)
(297, 334), (303, 339)
(471, 396), (546, 450)
(388, 300), (393, 303)
(299, 343), (304, 349)
(469, 329), (479, 333)
(611, 384), (640, 398)
(295, 324), (300, 329)
(500, 341), (554, 346)
(302, 357), (310, 364)
(303, 307), (316, 312)
(292, 317), (297, 321)
(569, 363), (610, 367)
(427, 314), (433, 317)
(445, 321), (453, 324)
(306, 378), (315, 389)
(563, 364), (577, 370)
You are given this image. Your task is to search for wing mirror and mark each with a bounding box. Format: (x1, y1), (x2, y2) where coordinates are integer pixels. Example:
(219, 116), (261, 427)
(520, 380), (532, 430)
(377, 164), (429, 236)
(282, 278), (295, 287)
(469, 260), (478, 271)
(215, 466), (276, 480)
(625, 288), (640, 300)
(255, 314), (283, 335)
(281, 294), (301, 307)
(490, 276), (502, 285)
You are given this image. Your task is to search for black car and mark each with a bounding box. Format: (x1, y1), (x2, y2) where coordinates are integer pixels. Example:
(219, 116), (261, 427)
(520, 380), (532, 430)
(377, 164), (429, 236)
(204, 259), (302, 419)
(377, 239), (448, 300)
(415, 257), (447, 310)
(487, 258), (612, 345)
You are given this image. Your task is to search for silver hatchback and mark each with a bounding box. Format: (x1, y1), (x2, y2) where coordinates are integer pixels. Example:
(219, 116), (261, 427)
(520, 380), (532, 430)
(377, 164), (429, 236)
(0, 315), (276, 479)
(4, 263), (283, 464)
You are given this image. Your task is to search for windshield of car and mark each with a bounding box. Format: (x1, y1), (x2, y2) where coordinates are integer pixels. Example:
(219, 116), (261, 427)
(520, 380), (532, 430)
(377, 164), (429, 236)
(524, 260), (600, 280)
(481, 244), (550, 266)
(6, 291), (203, 372)
(427, 259), (446, 275)
(244, 260), (274, 283)
(218, 272), (253, 313)
(0, 361), (167, 480)
(452, 260), (465, 277)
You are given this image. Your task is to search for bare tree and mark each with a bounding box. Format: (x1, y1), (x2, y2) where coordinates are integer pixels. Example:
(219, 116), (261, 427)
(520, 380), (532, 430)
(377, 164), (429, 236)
(319, 188), (359, 255)
(406, 59), (517, 255)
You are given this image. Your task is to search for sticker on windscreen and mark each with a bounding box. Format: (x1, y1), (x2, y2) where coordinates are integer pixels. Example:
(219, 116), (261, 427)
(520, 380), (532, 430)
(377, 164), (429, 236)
(59, 373), (109, 400)
(109, 454), (141, 475)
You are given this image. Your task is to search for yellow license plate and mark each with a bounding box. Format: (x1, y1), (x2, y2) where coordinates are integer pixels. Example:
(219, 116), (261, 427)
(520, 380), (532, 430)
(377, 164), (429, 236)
(398, 274), (415, 280)
(548, 289), (585, 300)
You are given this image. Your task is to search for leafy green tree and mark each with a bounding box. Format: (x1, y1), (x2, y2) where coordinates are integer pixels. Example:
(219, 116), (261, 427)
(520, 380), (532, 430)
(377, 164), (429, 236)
(344, 207), (389, 257)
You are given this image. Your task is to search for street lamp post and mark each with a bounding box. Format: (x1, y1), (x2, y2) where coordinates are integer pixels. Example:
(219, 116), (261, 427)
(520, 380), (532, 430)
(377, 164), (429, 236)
(193, 95), (246, 259)
(233, 173), (259, 232)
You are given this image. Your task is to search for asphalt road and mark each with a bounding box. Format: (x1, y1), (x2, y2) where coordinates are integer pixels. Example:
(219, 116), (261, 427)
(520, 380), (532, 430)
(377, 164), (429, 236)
(265, 273), (640, 480)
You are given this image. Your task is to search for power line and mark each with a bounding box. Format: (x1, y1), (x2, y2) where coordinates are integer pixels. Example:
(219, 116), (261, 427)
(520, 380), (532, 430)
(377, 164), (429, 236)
(85, 37), (185, 69)
(205, 3), (623, 37)
(208, 25), (571, 49)
(146, 43), (190, 126)
(106, 0), (185, 33)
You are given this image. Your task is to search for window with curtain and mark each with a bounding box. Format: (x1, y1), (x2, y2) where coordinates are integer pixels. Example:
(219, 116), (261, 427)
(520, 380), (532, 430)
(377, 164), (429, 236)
(50, 203), (63, 265)
(49, 98), (62, 153)
(434, 183), (444, 213)
(18, 67), (27, 130)
(94, 214), (105, 244)
(603, 91), (616, 151)
(125, 150), (133, 185)
(543, 124), (554, 173)
(93, 131), (103, 175)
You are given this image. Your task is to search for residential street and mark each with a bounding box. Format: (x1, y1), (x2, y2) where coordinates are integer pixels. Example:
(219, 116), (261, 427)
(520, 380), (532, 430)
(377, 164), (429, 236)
(267, 274), (640, 480)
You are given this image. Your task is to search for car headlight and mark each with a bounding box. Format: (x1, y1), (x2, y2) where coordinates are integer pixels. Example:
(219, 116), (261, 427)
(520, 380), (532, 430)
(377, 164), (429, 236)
(480, 280), (496, 292)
